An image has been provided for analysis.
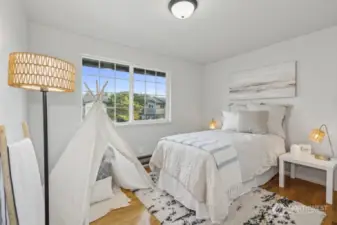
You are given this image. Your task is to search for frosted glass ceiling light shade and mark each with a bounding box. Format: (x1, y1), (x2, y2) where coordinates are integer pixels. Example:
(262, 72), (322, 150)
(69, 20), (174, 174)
(169, 0), (198, 19)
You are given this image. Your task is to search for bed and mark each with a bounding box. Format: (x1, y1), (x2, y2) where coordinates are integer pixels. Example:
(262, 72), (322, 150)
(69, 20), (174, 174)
(150, 103), (288, 224)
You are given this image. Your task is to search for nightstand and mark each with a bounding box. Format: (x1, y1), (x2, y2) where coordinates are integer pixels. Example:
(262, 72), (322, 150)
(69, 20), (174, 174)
(279, 153), (337, 204)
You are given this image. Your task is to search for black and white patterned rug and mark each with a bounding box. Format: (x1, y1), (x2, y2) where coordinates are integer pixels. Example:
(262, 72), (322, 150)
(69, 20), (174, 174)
(134, 173), (326, 225)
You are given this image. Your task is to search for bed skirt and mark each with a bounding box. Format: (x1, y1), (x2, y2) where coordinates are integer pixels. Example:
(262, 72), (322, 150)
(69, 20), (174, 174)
(157, 166), (278, 221)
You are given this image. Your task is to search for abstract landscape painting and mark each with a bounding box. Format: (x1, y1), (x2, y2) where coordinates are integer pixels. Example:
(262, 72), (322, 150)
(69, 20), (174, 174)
(229, 61), (297, 100)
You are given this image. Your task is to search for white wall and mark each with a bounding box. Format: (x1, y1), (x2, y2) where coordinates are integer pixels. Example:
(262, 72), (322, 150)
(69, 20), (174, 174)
(0, 0), (28, 143)
(202, 26), (337, 187)
(27, 23), (203, 175)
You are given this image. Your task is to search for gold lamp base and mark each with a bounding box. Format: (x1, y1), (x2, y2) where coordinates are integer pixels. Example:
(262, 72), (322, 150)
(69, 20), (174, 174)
(313, 154), (331, 161)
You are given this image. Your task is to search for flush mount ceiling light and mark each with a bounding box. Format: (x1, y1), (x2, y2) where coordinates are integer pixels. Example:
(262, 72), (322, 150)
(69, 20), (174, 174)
(169, 0), (198, 19)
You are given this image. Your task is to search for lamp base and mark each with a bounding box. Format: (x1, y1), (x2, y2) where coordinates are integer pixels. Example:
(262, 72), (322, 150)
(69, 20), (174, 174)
(314, 154), (331, 161)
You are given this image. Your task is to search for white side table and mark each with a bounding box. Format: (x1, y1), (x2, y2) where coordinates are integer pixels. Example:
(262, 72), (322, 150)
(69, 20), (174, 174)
(279, 153), (337, 204)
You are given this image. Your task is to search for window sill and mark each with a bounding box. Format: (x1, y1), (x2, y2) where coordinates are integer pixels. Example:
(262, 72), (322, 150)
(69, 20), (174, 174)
(114, 120), (172, 127)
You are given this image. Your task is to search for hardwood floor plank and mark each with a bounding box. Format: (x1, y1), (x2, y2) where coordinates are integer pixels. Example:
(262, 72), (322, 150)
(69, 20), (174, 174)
(91, 175), (336, 225)
(90, 189), (160, 225)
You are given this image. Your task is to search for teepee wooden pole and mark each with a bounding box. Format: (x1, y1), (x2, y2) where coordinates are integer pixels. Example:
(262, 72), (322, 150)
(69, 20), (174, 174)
(99, 81), (109, 98)
(22, 122), (30, 138)
(84, 82), (95, 97)
(96, 80), (99, 94)
(0, 126), (19, 225)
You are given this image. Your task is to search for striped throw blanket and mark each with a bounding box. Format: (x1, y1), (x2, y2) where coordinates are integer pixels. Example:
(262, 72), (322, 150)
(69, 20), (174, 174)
(162, 134), (237, 169)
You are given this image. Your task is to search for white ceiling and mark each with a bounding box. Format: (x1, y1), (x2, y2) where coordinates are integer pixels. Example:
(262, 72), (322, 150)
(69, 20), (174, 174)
(23, 0), (337, 64)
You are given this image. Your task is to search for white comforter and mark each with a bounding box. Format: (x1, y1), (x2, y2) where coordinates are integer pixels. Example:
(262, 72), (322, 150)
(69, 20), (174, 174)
(150, 130), (285, 223)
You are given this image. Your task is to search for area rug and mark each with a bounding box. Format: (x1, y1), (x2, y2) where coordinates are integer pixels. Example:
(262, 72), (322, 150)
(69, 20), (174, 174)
(134, 173), (326, 225)
(90, 188), (130, 222)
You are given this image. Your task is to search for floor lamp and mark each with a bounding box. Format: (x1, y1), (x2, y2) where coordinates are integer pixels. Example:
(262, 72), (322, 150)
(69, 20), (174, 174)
(8, 52), (76, 225)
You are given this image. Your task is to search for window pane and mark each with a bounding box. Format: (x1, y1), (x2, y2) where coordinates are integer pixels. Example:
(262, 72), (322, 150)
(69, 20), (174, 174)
(145, 96), (157, 120)
(116, 92), (129, 108)
(116, 107), (129, 122)
(83, 58), (99, 66)
(156, 72), (166, 83)
(116, 79), (129, 93)
(156, 83), (166, 96)
(82, 59), (99, 76)
(100, 61), (115, 77)
(82, 75), (97, 92)
(134, 68), (146, 81)
(116, 64), (129, 80)
(145, 70), (156, 82)
(134, 81), (145, 95)
(99, 77), (115, 93)
(116, 79), (129, 120)
(146, 82), (156, 95)
(154, 97), (166, 119)
(134, 94), (145, 121)
(107, 108), (116, 121)
(104, 92), (115, 108)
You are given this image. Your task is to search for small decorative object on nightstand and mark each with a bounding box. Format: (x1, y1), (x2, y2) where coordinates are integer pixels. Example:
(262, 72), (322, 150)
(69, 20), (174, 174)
(209, 118), (216, 130)
(290, 144), (312, 157)
(279, 152), (337, 204)
(310, 124), (334, 161)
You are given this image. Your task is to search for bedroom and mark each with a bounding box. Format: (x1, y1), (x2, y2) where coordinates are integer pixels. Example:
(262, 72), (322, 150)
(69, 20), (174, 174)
(0, 0), (337, 224)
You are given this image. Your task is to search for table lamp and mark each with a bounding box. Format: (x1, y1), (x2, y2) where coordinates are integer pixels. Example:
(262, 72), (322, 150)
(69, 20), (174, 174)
(8, 52), (75, 225)
(209, 118), (216, 130)
(309, 124), (334, 161)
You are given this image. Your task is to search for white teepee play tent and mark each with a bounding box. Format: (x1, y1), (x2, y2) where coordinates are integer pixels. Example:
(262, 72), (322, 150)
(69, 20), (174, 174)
(50, 82), (153, 225)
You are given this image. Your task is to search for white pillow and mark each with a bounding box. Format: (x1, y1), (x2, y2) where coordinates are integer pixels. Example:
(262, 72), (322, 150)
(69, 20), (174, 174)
(221, 111), (238, 131)
(90, 177), (115, 204)
(237, 111), (269, 134)
(247, 103), (287, 138)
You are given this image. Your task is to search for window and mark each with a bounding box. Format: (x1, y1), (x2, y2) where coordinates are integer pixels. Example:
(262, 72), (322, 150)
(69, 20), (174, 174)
(133, 68), (167, 121)
(82, 57), (169, 124)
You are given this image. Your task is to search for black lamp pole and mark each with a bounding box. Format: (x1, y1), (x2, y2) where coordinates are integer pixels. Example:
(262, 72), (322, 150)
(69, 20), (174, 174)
(8, 52), (75, 225)
(42, 90), (49, 225)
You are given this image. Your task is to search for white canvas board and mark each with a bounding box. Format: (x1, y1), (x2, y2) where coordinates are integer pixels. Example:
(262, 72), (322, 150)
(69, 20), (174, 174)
(229, 61), (297, 100)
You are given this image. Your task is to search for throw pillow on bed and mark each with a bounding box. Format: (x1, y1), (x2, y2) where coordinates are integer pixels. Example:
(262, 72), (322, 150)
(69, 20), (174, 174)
(221, 111), (239, 131)
(237, 111), (269, 134)
(247, 103), (287, 138)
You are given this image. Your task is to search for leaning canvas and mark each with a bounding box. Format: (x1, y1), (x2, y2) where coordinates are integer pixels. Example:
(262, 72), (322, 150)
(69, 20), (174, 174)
(229, 61), (297, 100)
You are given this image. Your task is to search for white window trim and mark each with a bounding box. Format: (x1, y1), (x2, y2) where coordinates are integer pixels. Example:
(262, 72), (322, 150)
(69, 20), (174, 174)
(81, 55), (172, 126)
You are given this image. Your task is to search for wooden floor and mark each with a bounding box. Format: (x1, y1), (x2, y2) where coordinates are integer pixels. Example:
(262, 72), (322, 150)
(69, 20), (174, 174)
(90, 188), (160, 225)
(91, 175), (337, 225)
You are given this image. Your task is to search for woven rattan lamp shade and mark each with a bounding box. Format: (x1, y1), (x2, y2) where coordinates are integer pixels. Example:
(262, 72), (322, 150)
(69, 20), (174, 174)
(8, 52), (76, 92)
